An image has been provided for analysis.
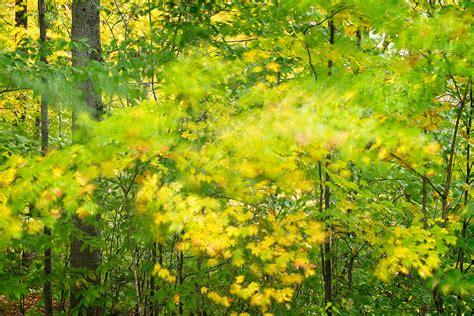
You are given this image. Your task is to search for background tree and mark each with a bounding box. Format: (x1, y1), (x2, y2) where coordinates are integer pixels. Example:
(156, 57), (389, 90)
(70, 0), (103, 314)
(37, 0), (53, 314)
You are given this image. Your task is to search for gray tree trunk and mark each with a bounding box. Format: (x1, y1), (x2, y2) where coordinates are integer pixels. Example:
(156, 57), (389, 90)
(70, 0), (102, 314)
(71, 0), (103, 117)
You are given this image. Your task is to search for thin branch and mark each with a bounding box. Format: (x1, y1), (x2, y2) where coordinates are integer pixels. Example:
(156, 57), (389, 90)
(0, 87), (29, 94)
(305, 42), (317, 81)
(222, 38), (257, 43)
(390, 152), (443, 197)
(303, 6), (351, 35)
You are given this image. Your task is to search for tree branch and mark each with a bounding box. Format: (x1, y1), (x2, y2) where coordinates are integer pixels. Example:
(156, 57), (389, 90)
(303, 6), (351, 35)
(390, 152), (443, 197)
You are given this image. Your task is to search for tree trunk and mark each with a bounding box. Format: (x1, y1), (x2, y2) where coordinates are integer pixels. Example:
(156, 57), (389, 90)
(38, 1), (53, 313)
(323, 163), (332, 315)
(322, 19), (335, 316)
(70, 216), (101, 315)
(70, 0), (102, 314)
(71, 0), (103, 116)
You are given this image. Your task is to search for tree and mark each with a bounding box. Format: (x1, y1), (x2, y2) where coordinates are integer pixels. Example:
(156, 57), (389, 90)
(38, 0), (53, 314)
(70, 0), (103, 314)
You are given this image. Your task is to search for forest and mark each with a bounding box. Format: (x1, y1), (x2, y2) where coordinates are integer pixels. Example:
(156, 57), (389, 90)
(0, 0), (472, 315)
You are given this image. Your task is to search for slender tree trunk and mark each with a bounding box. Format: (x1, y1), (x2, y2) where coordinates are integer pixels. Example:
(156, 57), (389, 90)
(150, 243), (158, 316)
(133, 250), (143, 316)
(14, 0), (28, 129)
(422, 177), (427, 229)
(38, 1), (48, 152)
(177, 250), (184, 315)
(347, 255), (354, 290)
(456, 82), (472, 314)
(433, 78), (469, 313)
(459, 83), (472, 273)
(419, 177), (429, 313)
(318, 160), (332, 315)
(322, 19), (335, 316)
(323, 162), (332, 315)
(43, 228), (53, 316)
(70, 0), (103, 314)
(441, 100), (464, 220)
(327, 19), (335, 76)
(38, 0), (53, 314)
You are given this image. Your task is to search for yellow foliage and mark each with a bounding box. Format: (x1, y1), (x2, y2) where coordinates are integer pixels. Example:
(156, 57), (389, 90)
(76, 206), (92, 219)
(26, 218), (44, 234)
(235, 275), (245, 284)
(173, 293), (180, 305)
(207, 291), (232, 307)
(423, 142), (441, 155)
(265, 62), (281, 72)
(152, 264), (176, 284)
(280, 273), (303, 285)
(0, 168), (16, 187)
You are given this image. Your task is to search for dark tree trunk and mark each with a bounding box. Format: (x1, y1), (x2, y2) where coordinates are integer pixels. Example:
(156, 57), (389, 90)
(38, 0), (53, 314)
(322, 19), (335, 316)
(38, 0), (48, 151)
(43, 227), (53, 316)
(70, 0), (103, 314)
(323, 165), (332, 315)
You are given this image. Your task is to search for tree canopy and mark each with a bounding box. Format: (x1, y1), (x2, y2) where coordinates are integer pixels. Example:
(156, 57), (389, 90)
(0, 0), (472, 314)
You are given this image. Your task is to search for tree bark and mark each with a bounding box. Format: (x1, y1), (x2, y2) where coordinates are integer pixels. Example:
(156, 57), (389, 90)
(422, 177), (427, 229)
(70, 216), (101, 315)
(70, 0), (102, 314)
(322, 19), (335, 316)
(323, 162), (332, 315)
(38, 0), (53, 313)
(71, 0), (103, 117)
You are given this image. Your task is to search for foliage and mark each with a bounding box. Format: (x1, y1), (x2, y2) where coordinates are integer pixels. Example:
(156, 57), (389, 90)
(0, 0), (473, 314)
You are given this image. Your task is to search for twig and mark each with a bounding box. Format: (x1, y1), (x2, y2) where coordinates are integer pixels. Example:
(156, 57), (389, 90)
(390, 152), (443, 197)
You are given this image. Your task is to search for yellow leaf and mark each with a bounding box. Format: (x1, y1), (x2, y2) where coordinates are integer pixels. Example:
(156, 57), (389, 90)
(265, 75), (278, 83)
(76, 206), (91, 219)
(27, 218), (44, 234)
(0, 169), (16, 187)
(232, 256), (245, 267)
(75, 172), (89, 186)
(280, 273), (303, 285)
(423, 143), (440, 155)
(235, 275), (245, 284)
(344, 24), (358, 36)
(266, 62), (281, 72)
(378, 148), (388, 160)
(174, 293), (180, 304)
(244, 50), (259, 62)
(418, 266), (432, 278)
(182, 130), (198, 141)
(394, 246), (411, 259)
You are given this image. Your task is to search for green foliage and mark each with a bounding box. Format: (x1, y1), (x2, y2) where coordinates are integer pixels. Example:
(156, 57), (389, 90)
(0, 0), (472, 314)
